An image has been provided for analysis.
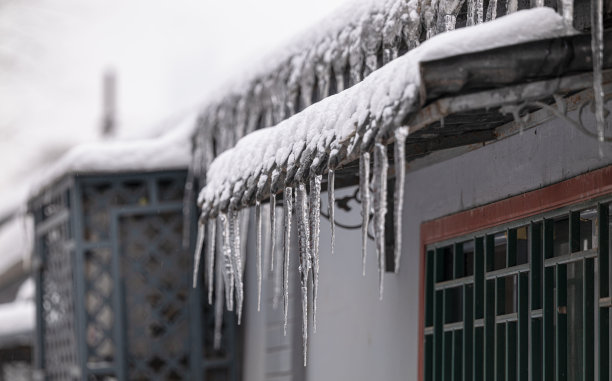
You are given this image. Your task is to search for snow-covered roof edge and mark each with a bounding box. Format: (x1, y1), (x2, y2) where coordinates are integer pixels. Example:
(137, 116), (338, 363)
(28, 112), (198, 199)
(191, 0), (424, 175)
(197, 8), (570, 215)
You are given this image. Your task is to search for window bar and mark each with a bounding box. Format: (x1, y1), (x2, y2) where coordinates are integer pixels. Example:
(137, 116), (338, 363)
(486, 235), (495, 272)
(455, 242), (464, 279)
(434, 289), (444, 381)
(474, 326), (484, 381)
(463, 284), (473, 381)
(518, 272), (528, 381)
(453, 329), (463, 381)
(444, 330), (453, 381)
(485, 278), (496, 380)
(543, 265), (555, 381)
(531, 221), (543, 380)
(434, 247), (446, 381)
(531, 222), (543, 310)
(496, 322), (506, 381)
(556, 263), (568, 381)
(507, 321), (517, 381)
(474, 237), (485, 381)
(494, 273), (506, 380)
(599, 203), (610, 381)
(583, 257), (595, 381)
(426, 250), (435, 327)
(570, 211), (581, 254)
(508, 228), (517, 268)
(475, 237), (485, 320)
(425, 334), (433, 381)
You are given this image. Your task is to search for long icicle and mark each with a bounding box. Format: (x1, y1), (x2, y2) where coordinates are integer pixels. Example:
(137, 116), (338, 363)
(270, 193), (277, 272)
(373, 143), (388, 300)
(309, 175), (322, 332)
(360, 152), (371, 276)
(220, 212), (234, 311)
(256, 201), (263, 312)
(272, 206), (284, 310)
(213, 246), (225, 350)
(591, 0), (605, 153)
(283, 187), (293, 336)
(296, 182), (311, 366)
(229, 209), (244, 324)
(206, 218), (217, 304)
(192, 220), (205, 288)
(328, 169), (336, 256)
(393, 127), (408, 273)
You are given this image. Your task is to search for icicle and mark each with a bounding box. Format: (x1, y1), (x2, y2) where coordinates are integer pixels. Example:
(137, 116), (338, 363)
(373, 143), (388, 300)
(349, 27), (364, 86)
(220, 212), (234, 311)
(182, 171), (194, 250)
(506, 0), (518, 14)
(213, 249), (225, 350)
(272, 207), (284, 310)
(444, 15), (456, 31)
(270, 193), (277, 272)
(309, 175), (322, 332)
(393, 128), (408, 273)
(466, 0), (477, 26)
(591, 0), (605, 151)
(256, 201), (263, 312)
(192, 221), (205, 288)
(296, 182), (311, 367)
(283, 187), (293, 336)
(561, 0), (573, 28)
(328, 169), (336, 256)
(485, 0), (497, 21)
(229, 209), (244, 324)
(359, 152), (371, 276)
(206, 219), (217, 304)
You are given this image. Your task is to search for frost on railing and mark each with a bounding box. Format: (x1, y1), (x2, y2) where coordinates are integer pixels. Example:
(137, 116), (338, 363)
(188, 0), (603, 366)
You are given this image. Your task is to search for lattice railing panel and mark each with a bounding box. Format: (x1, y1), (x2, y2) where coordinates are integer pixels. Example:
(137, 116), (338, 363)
(84, 248), (115, 364)
(119, 211), (192, 381)
(41, 220), (78, 380)
(82, 180), (148, 242)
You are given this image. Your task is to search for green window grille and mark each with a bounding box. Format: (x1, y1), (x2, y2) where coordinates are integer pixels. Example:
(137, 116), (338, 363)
(424, 195), (612, 381)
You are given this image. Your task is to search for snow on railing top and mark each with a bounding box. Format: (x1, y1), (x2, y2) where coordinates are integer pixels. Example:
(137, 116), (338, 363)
(28, 113), (197, 198)
(194, 8), (571, 366)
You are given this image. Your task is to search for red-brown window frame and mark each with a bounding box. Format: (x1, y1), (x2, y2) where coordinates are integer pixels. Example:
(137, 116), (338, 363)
(418, 164), (612, 381)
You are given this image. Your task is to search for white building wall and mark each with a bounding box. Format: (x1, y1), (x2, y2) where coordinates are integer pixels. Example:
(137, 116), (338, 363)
(243, 106), (612, 380)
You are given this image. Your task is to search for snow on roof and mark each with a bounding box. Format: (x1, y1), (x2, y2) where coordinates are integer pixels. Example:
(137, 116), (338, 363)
(0, 279), (34, 347)
(0, 214), (33, 277)
(29, 112), (197, 198)
(191, 0), (421, 174)
(198, 8), (570, 214)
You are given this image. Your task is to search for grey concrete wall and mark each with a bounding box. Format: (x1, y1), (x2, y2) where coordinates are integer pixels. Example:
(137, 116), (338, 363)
(242, 106), (612, 380)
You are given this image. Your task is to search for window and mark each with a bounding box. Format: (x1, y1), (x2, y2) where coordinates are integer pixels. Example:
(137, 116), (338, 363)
(421, 167), (612, 381)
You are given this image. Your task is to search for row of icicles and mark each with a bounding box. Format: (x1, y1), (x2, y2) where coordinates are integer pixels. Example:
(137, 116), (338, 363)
(192, 128), (409, 366)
